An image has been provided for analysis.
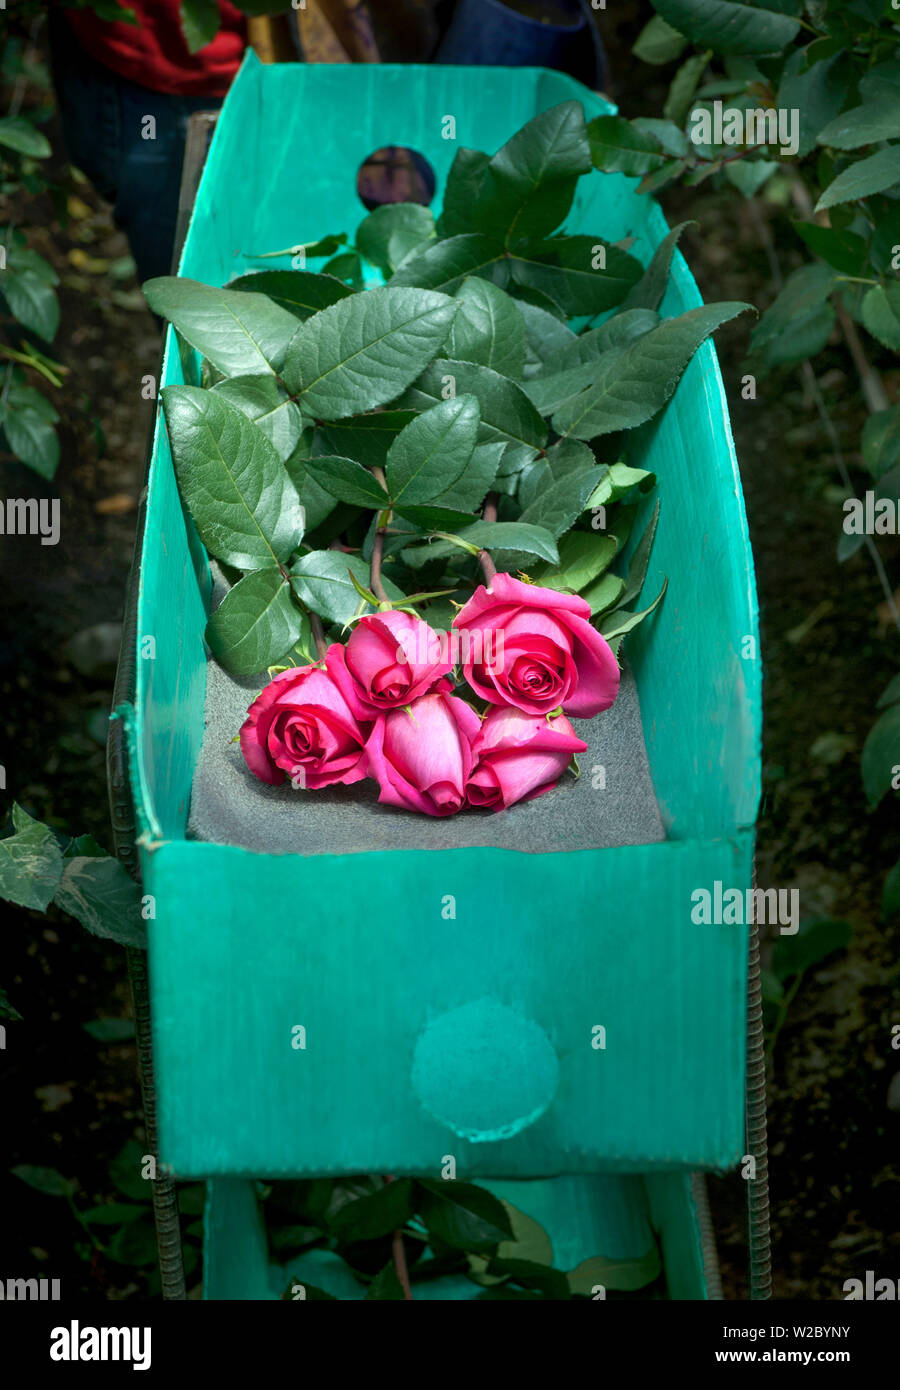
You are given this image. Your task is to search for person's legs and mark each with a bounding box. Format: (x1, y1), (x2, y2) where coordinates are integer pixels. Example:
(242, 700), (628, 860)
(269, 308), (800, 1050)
(113, 86), (222, 282)
(48, 13), (223, 284)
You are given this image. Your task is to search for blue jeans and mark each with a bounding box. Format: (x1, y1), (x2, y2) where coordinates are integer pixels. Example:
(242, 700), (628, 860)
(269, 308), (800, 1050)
(49, 15), (224, 284)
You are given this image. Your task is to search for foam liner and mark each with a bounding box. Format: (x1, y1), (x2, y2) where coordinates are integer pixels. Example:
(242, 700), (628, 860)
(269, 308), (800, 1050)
(128, 58), (762, 1184)
(188, 653), (665, 856)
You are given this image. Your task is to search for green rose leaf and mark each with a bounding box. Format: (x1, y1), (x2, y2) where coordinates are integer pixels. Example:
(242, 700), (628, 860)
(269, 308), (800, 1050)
(330, 1178), (416, 1242)
(817, 101), (900, 151)
(530, 530), (619, 593)
(302, 454), (390, 508)
(388, 233), (504, 294)
(860, 284), (900, 353)
(654, 0), (800, 54)
(0, 398), (59, 478)
(179, 0), (220, 53)
(385, 394), (480, 504)
(633, 14), (688, 65)
(81, 1202), (144, 1224)
(401, 359), (547, 451)
(524, 359), (605, 417)
(519, 301), (576, 377)
(12, 1165), (73, 1197)
(816, 146), (900, 213)
(0, 804), (64, 911)
(5, 245), (59, 286)
(281, 286), (459, 417)
(317, 410), (417, 469)
(617, 499), (661, 612)
(588, 462), (656, 509)
(434, 440), (506, 512)
(356, 202), (436, 275)
(226, 269), (354, 320)
(632, 117), (690, 159)
(554, 301), (750, 439)
(750, 264), (836, 368)
(0, 268), (60, 342)
(792, 222), (867, 277)
(393, 503), (478, 531)
(365, 1263), (406, 1300)
(860, 61), (900, 106)
(582, 571), (625, 616)
(447, 279), (527, 379)
(0, 115), (52, 158)
(771, 917), (852, 983)
(516, 464), (606, 539)
(882, 859), (900, 918)
(416, 1178), (514, 1252)
(143, 277), (299, 377)
(438, 148), (490, 237)
(54, 856), (147, 949)
(568, 1245), (661, 1295)
(456, 519), (559, 564)
(162, 385), (305, 570)
(599, 578), (668, 640)
(82, 1019), (135, 1042)
(862, 406), (900, 480)
(511, 236), (644, 317)
(861, 703), (900, 807)
(211, 374), (304, 460)
(623, 222), (693, 313)
(284, 452), (338, 533)
(105, 1216), (160, 1267)
(471, 100), (592, 247)
(725, 160), (779, 200)
(206, 568), (304, 676)
(778, 48), (852, 160)
(587, 116), (667, 177)
(664, 52), (710, 126)
(290, 550), (404, 625)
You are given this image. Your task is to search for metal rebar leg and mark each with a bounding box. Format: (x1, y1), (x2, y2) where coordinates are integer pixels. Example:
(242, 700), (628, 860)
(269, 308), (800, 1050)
(691, 1173), (724, 1300)
(126, 947), (187, 1299)
(745, 894), (773, 1299)
(107, 464), (186, 1299)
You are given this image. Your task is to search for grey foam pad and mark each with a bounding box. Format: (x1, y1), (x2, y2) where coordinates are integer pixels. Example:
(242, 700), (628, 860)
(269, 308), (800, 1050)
(187, 651), (666, 857)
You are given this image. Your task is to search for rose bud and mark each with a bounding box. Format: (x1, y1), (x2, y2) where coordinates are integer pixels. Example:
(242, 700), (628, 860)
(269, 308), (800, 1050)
(365, 691), (481, 818)
(452, 571), (620, 718)
(467, 706), (587, 810)
(239, 647), (370, 790)
(342, 610), (452, 715)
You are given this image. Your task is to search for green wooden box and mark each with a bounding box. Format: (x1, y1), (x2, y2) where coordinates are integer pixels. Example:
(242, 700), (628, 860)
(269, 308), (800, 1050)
(126, 58), (761, 1180)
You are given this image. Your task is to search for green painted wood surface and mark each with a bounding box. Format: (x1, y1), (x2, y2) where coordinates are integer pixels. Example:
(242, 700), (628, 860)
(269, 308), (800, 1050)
(202, 1173), (707, 1300)
(131, 58), (762, 1179)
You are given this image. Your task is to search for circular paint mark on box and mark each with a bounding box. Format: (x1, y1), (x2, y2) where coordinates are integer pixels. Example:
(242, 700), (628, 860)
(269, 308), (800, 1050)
(411, 999), (559, 1143)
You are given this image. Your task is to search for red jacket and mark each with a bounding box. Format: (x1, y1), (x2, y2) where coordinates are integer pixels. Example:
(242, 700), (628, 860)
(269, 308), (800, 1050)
(64, 0), (247, 97)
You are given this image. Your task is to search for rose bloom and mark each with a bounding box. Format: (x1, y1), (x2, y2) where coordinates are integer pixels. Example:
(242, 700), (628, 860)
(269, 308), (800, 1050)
(453, 571), (620, 717)
(343, 610), (451, 715)
(365, 691), (481, 817)
(468, 706), (588, 811)
(240, 646), (370, 789)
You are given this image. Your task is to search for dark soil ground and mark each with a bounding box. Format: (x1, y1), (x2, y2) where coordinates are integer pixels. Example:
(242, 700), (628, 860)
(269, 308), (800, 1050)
(2, 9), (897, 1301)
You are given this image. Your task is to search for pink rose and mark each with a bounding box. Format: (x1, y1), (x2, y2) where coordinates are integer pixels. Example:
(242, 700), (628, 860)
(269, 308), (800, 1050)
(366, 691), (481, 817)
(468, 706), (588, 810)
(343, 610), (452, 715)
(240, 645), (370, 789)
(452, 571), (620, 717)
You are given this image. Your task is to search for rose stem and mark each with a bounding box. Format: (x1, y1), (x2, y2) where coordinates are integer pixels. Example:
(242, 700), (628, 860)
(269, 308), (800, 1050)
(383, 1175), (413, 1300)
(478, 493), (498, 588)
(370, 466), (390, 603)
(309, 612), (328, 661)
